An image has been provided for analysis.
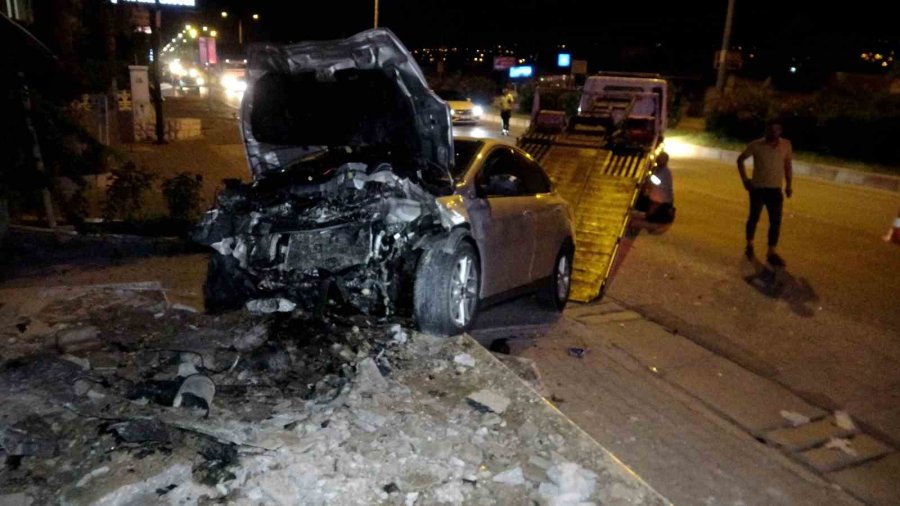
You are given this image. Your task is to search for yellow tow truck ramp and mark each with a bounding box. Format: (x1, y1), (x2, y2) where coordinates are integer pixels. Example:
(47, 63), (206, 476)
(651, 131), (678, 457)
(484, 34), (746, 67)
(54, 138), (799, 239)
(518, 74), (668, 302)
(520, 132), (650, 302)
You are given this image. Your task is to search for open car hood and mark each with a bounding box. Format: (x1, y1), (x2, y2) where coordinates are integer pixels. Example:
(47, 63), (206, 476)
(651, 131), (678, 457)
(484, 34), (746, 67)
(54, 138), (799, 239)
(240, 28), (454, 184)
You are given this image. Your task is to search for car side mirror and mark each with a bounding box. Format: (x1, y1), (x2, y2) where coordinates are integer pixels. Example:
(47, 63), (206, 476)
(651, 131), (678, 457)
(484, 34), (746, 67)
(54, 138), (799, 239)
(481, 174), (521, 197)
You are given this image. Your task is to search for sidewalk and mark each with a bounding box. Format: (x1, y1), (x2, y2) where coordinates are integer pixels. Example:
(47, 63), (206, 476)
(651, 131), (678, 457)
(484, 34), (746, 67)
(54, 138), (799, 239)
(558, 299), (897, 505)
(472, 296), (896, 505)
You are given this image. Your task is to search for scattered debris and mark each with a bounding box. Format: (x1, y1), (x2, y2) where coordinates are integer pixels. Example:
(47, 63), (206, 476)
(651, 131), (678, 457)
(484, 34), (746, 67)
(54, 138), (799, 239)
(834, 411), (856, 432)
(467, 389), (511, 415)
(780, 410), (811, 427)
(824, 437), (858, 457)
(170, 304), (199, 314)
(567, 347), (586, 359)
(0, 281), (666, 505)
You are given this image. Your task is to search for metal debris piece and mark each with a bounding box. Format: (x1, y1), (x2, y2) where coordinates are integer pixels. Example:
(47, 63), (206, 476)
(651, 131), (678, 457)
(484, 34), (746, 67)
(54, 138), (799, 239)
(173, 375), (216, 413)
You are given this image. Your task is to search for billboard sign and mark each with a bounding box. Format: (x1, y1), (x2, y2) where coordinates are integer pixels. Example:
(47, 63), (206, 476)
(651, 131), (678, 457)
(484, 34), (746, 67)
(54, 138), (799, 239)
(509, 66), (533, 78)
(111, 0), (196, 6)
(493, 56), (516, 70)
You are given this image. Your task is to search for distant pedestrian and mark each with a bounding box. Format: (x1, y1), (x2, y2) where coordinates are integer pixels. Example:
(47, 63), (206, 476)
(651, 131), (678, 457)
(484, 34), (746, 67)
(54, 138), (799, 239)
(737, 119), (793, 267)
(499, 88), (515, 135)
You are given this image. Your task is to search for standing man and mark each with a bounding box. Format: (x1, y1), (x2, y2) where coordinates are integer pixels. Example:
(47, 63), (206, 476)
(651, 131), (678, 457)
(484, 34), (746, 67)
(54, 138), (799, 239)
(499, 87), (515, 135)
(737, 119), (793, 267)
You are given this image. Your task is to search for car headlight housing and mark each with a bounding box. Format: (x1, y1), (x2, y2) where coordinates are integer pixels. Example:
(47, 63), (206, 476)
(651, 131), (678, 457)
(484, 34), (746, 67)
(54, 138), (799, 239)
(472, 105), (484, 117)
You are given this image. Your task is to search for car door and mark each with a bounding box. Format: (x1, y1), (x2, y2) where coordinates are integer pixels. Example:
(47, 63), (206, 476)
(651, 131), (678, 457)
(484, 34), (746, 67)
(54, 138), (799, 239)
(466, 147), (536, 297)
(510, 152), (564, 283)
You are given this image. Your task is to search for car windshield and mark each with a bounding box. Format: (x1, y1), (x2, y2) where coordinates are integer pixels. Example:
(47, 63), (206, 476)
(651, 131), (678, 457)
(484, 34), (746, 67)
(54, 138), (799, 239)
(437, 90), (467, 102)
(452, 139), (482, 179)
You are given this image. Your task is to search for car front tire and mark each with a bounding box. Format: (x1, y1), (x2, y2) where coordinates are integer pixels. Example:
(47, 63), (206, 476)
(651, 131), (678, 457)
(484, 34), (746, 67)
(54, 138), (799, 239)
(414, 241), (480, 336)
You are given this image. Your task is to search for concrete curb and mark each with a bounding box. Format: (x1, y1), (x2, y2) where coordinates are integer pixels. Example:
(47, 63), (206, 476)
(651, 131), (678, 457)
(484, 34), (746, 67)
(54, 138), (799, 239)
(478, 112), (900, 193)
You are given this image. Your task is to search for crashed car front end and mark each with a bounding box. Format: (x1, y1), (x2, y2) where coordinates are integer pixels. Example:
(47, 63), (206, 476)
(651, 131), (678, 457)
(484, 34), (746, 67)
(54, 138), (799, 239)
(194, 29), (456, 315)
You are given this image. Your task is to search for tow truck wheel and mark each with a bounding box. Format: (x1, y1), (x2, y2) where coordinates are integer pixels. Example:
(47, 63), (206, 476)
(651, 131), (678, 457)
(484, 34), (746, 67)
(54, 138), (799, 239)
(414, 241), (480, 336)
(537, 245), (573, 311)
(203, 253), (255, 314)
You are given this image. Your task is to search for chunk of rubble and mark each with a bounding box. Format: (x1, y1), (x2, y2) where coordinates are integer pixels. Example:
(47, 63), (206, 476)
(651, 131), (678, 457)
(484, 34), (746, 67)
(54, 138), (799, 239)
(467, 389), (511, 415)
(355, 357), (389, 392)
(55, 326), (101, 353)
(75, 466), (110, 488)
(107, 420), (170, 444)
(233, 322), (270, 352)
(824, 437), (858, 457)
(834, 410), (856, 431)
(780, 410), (811, 427)
(245, 298), (297, 314)
(454, 353), (476, 368)
(492, 467), (526, 486)
(539, 461), (597, 505)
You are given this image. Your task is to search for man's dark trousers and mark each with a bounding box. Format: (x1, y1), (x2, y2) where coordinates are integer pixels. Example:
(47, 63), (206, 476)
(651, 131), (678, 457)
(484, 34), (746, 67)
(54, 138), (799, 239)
(746, 188), (783, 247)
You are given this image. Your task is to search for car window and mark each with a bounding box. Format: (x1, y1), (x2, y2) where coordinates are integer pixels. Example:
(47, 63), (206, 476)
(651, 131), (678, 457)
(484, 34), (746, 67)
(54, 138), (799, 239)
(477, 148), (520, 196)
(512, 153), (552, 194)
(452, 139), (483, 179)
(437, 90), (467, 101)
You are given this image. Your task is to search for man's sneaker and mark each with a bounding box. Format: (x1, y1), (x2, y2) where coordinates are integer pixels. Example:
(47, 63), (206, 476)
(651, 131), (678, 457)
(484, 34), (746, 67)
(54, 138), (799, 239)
(744, 245), (754, 260)
(766, 252), (786, 267)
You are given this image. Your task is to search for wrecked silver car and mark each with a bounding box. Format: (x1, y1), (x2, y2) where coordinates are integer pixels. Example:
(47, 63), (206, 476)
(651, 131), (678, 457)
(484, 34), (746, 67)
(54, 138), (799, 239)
(195, 29), (575, 335)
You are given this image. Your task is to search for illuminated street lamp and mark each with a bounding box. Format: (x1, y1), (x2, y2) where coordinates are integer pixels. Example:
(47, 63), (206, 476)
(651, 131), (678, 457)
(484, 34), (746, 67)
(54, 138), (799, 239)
(210, 30), (217, 37)
(221, 11), (228, 18)
(252, 13), (259, 20)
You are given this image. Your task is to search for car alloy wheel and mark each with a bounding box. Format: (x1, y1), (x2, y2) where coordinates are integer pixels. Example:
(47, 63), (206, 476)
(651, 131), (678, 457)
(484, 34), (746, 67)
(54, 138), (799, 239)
(449, 253), (478, 327)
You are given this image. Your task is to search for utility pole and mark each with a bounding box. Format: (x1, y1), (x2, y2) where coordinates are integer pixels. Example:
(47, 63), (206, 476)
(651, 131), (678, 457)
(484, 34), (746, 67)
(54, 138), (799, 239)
(149, 0), (166, 144)
(716, 0), (736, 94)
(374, 0), (379, 28)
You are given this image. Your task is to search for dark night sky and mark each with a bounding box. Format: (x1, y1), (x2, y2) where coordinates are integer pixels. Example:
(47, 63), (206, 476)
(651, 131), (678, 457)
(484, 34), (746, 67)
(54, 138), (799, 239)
(165, 0), (897, 74)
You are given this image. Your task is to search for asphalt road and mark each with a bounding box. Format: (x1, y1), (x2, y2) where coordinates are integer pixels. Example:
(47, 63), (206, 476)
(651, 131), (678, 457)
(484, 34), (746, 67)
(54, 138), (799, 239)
(605, 154), (900, 444)
(468, 116), (900, 446)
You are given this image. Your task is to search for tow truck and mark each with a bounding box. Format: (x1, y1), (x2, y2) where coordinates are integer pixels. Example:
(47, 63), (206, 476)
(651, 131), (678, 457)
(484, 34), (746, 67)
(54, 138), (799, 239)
(517, 73), (668, 302)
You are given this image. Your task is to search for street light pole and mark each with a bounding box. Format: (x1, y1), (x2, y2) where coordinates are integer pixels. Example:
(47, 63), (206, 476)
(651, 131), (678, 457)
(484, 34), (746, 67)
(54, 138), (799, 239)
(374, 0), (379, 28)
(716, 0), (736, 94)
(149, 0), (166, 144)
